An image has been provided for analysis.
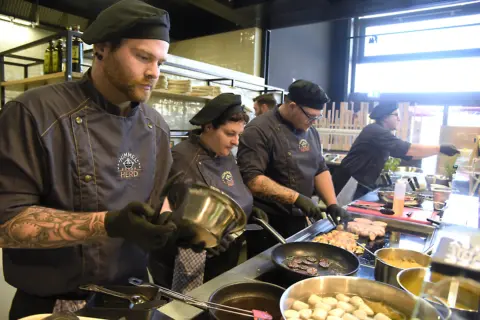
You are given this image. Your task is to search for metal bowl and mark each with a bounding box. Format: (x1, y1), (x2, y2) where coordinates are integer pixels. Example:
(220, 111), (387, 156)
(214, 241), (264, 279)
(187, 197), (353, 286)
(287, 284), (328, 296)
(374, 248), (431, 288)
(398, 268), (479, 315)
(280, 276), (446, 319)
(176, 184), (247, 248)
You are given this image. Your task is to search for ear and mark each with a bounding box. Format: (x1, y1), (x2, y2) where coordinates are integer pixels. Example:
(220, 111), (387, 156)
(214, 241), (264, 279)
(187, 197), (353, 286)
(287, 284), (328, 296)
(93, 43), (108, 60)
(204, 123), (213, 132)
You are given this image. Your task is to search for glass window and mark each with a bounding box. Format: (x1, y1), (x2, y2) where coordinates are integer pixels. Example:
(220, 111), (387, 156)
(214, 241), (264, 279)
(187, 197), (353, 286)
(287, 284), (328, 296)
(448, 106), (480, 127)
(354, 57), (480, 96)
(364, 14), (480, 56)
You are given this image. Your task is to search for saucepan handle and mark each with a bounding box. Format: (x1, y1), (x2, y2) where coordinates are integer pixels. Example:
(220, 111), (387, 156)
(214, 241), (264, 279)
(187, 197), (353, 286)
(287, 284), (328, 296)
(251, 216), (287, 244)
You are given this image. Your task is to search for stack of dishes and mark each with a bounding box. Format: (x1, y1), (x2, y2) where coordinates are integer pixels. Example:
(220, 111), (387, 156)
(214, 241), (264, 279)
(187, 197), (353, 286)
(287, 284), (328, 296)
(167, 79), (192, 93)
(190, 86), (222, 97)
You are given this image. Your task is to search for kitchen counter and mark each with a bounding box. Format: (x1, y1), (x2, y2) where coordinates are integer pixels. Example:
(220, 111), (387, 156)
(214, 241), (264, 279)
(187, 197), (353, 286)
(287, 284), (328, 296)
(157, 217), (423, 319)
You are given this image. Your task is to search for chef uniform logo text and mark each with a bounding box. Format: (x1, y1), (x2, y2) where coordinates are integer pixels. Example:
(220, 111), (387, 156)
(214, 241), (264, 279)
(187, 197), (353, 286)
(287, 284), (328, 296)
(299, 139), (310, 152)
(117, 152), (142, 179)
(221, 171), (235, 187)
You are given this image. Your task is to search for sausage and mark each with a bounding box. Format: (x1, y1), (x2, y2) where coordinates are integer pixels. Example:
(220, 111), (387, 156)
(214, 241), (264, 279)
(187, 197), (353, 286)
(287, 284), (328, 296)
(315, 302), (333, 311)
(372, 221), (387, 227)
(354, 218), (372, 224)
(285, 310), (300, 318)
(312, 308), (328, 320)
(299, 309), (313, 320)
(350, 296), (364, 307)
(373, 313), (392, 320)
(328, 309), (345, 318)
(292, 300), (310, 311)
(322, 297), (338, 307)
(358, 304), (374, 316)
(337, 301), (355, 313)
(335, 294), (350, 303)
(343, 314), (359, 320)
(308, 294), (323, 306)
(353, 310), (367, 320)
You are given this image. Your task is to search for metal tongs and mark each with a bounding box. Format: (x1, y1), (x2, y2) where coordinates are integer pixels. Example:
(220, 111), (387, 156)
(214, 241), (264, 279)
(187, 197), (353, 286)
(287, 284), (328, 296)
(128, 278), (272, 319)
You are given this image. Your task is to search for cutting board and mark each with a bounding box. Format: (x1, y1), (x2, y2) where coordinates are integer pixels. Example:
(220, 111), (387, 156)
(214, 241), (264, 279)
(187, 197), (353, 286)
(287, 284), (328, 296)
(347, 200), (437, 225)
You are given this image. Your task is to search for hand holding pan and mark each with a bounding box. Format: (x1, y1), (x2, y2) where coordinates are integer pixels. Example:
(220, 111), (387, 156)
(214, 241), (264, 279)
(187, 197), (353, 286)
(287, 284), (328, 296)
(251, 217), (359, 279)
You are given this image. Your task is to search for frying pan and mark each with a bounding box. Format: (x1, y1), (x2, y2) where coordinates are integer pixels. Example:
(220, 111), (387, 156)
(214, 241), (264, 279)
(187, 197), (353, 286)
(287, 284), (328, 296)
(252, 218), (359, 280)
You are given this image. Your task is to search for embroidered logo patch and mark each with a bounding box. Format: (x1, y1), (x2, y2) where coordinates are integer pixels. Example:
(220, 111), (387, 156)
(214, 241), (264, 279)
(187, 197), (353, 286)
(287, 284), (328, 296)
(117, 152), (142, 179)
(221, 171), (234, 187)
(299, 139), (310, 152)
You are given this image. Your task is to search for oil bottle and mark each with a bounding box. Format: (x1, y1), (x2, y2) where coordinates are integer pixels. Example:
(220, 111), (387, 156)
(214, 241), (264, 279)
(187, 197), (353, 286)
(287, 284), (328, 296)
(43, 40), (54, 74)
(72, 25), (83, 73)
(54, 38), (65, 72)
(51, 39), (59, 73)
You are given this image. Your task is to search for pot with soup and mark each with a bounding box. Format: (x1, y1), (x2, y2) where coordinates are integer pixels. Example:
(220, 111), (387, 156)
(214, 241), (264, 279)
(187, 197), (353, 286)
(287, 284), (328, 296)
(374, 248), (431, 288)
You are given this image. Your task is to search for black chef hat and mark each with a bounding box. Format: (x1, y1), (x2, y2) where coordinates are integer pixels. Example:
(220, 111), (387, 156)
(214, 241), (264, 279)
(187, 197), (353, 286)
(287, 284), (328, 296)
(369, 102), (399, 120)
(82, 0), (170, 45)
(190, 93), (243, 126)
(287, 80), (330, 110)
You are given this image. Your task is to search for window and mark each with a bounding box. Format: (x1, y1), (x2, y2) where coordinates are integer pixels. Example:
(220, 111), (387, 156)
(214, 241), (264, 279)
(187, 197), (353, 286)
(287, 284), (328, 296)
(448, 106), (480, 126)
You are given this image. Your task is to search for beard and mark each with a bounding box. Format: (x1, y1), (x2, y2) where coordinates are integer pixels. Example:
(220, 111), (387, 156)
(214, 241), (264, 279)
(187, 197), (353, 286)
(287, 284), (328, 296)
(103, 55), (156, 103)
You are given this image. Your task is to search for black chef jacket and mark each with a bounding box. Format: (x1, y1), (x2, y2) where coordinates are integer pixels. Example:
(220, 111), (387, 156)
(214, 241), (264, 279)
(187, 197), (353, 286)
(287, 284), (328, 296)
(149, 133), (253, 287)
(0, 72), (172, 297)
(237, 107), (328, 217)
(336, 123), (411, 190)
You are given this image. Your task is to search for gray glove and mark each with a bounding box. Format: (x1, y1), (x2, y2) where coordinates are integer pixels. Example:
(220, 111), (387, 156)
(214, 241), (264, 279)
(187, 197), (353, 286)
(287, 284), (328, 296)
(440, 144), (460, 156)
(294, 194), (323, 220)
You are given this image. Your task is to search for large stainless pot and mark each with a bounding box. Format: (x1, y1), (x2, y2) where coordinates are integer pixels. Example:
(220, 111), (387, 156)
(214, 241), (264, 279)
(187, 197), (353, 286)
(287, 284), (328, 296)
(374, 248), (431, 288)
(175, 184), (247, 248)
(398, 267), (480, 317)
(280, 276), (448, 319)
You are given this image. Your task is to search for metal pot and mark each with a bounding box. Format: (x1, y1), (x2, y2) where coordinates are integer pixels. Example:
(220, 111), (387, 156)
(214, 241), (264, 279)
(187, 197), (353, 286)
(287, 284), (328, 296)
(175, 184), (247, 248)
(374, 248), (431, 288)
(398, 268), (479, 317)
(280, 276), (448, 319)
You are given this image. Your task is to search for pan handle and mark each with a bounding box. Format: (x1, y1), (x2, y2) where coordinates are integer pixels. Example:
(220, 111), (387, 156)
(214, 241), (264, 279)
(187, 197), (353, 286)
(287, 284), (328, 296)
(251, 217), (287, 244)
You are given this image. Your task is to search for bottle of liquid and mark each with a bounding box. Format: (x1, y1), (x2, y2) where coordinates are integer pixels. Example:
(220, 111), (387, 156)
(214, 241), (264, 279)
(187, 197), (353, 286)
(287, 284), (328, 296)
(43, 40), (53, 75)
(55, 38), (65, 72)
(72, 25), (83, 73)
(393, 179), (406, 217)
(51, 39), (59, 73)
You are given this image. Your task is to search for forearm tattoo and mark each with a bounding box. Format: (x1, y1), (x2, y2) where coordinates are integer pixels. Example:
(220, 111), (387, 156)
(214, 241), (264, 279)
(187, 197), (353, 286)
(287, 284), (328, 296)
(0, 206), (107, 248)
(248, 175), (298, 204)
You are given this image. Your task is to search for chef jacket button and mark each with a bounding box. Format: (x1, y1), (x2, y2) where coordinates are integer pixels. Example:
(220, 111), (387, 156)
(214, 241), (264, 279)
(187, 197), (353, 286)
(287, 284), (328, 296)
(75, 116), (83, 124)
(147, 123), (153, 129)
(84, 175), (92, 182)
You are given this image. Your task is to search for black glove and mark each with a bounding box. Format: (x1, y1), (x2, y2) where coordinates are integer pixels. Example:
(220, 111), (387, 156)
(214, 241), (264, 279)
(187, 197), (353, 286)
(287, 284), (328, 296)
(105, 202), (176, 251)
(294, 194), (323, 220)
(440, 144), (460, 156)
(326, 204), (348, 224)
(249, 207), (269, 223)
(206, 234), (236, 257)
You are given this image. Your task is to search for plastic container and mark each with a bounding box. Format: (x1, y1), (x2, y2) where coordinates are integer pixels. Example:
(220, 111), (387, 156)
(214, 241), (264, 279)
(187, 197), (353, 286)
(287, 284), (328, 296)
(393, 179), (406, 216)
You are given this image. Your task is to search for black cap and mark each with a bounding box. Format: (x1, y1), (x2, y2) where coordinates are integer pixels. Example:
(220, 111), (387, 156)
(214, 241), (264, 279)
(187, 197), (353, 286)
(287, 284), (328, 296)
(369, 102), (398, 120)
(287, 80), (330, 110)
(82, 0), (170, 45)
(190, 93), (243, 126)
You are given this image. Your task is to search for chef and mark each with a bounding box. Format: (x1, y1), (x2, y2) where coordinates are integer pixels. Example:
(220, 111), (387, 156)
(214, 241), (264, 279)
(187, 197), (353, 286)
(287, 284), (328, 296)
(333, 102), (460, 198)
(0, 1), (195, 318)
(150, 93), (268, 293)
(237, 80), (347, 258)
(253, 93), (277, 116)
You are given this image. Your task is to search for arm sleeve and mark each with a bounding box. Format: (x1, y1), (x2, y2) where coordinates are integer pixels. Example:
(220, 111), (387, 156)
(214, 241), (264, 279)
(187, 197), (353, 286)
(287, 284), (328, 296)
(0, 102), (47, 224)
(237, 125), (270, 185)
(371, 127), (411, 159)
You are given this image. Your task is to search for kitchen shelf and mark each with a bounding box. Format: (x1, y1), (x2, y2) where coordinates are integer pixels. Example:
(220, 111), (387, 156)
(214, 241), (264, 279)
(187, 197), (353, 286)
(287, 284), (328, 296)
(151, 89), (212, 102)
(0, 72), (83, 91)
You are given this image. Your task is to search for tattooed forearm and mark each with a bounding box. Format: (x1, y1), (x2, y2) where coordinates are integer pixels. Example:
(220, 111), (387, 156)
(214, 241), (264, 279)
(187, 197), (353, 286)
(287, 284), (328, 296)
(0, 206), (107, 249)
(247, 175), (299, 204)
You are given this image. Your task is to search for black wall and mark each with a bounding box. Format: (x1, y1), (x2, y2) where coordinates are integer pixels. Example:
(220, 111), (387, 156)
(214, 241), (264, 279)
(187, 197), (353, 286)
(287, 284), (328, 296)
(267, 19), (350, 102)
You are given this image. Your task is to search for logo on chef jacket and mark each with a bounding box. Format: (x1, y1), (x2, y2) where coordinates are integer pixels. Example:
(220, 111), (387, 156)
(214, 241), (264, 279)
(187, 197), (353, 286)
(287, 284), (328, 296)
(221, 171), (235, 187)
(299, 139), (310, 152)
(117, 152), (142, 179)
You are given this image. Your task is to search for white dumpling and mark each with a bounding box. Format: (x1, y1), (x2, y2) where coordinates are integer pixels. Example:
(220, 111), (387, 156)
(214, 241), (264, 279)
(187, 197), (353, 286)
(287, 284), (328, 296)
(373, 313), (392, 320)
(358, 304), (374, 316)
(285, 309), (300, 318)
(293, 300), (310, 311)
(326, 317), (342, 320)
(337, 301), (355, 313)
(299, 309), (313, 320)
(350, 296), (364, 307)
(336, 294), (350, 303)
(343, 314), (359, 320)
(315, 302), (333, 312)
(353, 309), (367, 320)
(328, 308), (345, 318)
(312, 308), (328, 320)
(308, 294), (324, 306)
(323, 297), (338, 306)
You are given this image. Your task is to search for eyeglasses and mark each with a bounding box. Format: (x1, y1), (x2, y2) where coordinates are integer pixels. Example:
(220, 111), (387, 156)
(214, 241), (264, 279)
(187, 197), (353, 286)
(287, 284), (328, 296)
(297, 104), (322, 123)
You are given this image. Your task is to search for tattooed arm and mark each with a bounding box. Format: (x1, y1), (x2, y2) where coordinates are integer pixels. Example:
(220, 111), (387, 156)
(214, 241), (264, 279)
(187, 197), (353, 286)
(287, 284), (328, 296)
(0, 206), (107, 249)
(247, 175), (299, 204)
